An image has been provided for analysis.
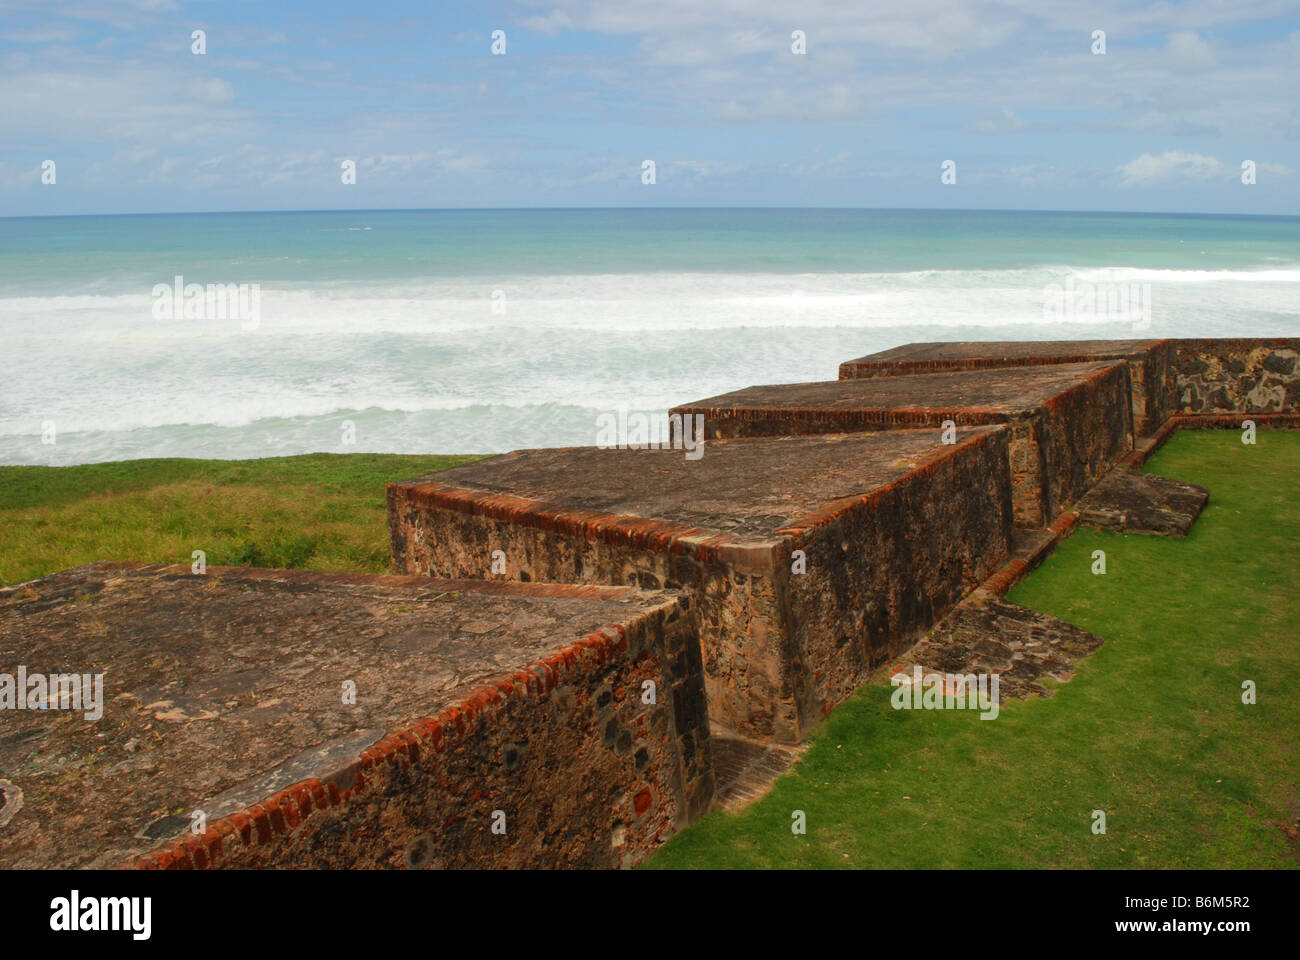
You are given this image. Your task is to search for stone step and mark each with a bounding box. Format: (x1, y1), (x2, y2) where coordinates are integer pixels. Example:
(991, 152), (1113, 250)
(837, 337), (1172, 435)
(388, 428), (1015, 745)
(673, 360), (1133, 527)
(1074, 468), (1210, 536)
(710, 728), (803, 811)
(0, 562), (713, 870)
(891, 593), (1105, 703)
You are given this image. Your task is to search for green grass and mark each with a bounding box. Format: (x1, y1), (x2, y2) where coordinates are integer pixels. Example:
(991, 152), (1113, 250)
(0, 453), (480, 586)
(646, 430), (1300, 869)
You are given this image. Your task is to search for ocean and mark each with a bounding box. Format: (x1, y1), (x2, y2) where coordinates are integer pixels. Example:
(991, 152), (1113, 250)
(2, 208), (1298, 466)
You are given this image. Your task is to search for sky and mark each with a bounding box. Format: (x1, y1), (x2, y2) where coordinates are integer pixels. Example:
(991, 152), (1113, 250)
(1, 0), (1298, 216)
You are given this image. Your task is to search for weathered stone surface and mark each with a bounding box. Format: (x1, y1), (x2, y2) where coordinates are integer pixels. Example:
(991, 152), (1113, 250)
(0, 563), (711, 870)
(0, 779), (21, 829)
(839, 337), (1300, 435)
(710, 729), (802, 811)
(11, 335), (1300, 869)
(1170, 338), (1300, 415)
(892, 592), (1104, 700)
(1074, 468), (1209, 536)
(388, 429), (1014, 743)
(673, 360), (1133, 527)
(838, 338), (1172, 435)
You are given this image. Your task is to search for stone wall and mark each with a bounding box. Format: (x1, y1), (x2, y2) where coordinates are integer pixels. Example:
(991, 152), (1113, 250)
(132, 587), (713, 870)
(388, 429), (1013, 744)
(781, 427), (1013, 727)
(388, 478), (801, 741)
(838, 339), (1170, 436)
(674, 361), (1132, 527)
(1135, 339), (1174, 433)
(1168, 338), (1300, 414)
(1032, 361), (1134, 520)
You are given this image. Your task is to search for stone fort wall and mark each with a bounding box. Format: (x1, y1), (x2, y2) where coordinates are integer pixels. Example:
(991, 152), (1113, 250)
(123, 336), (1299, 871)
(125, 577), (713, 871)
(388, 428), (1012, 745)
(1169, 337), (1300, 415)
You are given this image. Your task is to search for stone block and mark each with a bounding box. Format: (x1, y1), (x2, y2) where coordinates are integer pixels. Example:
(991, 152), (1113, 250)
(674, 361), (1133, 526)
(388, 429), (1013, 743)
(838, 338), (1171, 435)
(0, 563), (710, 870)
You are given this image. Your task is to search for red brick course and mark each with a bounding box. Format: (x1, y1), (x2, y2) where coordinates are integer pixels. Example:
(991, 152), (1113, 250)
(389, 429), (1013, 743)
(126, 608), (711, 870)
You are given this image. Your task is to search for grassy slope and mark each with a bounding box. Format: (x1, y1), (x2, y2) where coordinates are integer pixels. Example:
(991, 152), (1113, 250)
(646, 430), (1299, 869)
(0, 453), (480, 586)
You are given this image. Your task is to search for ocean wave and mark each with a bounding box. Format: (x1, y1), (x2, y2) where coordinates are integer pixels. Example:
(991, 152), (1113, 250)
(1067, 267), (1300, 284)
(1, 262), (1297, 464)
(4, 266), (1294, 338)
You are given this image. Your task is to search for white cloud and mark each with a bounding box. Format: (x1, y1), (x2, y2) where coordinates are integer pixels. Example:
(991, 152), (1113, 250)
(521, 10), (574, 34)
(0, 52), (254, 148)
(0, 160), (44, 190)
(4, 25), (82, 44)
(667, 159), (747, 178)
(966, 107), (1027, 134)
(187, 78), (235, 105)
(1165, 31), (1216, 71)
(1117, 151), (1225, 186)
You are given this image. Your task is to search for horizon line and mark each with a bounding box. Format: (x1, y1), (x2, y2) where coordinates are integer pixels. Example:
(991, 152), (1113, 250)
(3, 205), (1300, 222)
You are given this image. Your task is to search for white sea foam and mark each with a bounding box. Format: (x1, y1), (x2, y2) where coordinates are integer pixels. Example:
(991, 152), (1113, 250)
(1068, 266), (1300, 284)
(6, 266), (1295, 333)
(1, 266), (1297, 464)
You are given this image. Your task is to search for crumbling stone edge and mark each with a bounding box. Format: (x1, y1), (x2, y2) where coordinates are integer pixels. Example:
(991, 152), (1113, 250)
(123, 609), (701, 870)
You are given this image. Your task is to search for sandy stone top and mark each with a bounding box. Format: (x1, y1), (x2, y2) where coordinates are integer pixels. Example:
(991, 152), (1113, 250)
(0, 562), (680, 869)
(843, 338), (1163, 365)
(402, 429), (1001, 539)
(674, 361), (1120, 416)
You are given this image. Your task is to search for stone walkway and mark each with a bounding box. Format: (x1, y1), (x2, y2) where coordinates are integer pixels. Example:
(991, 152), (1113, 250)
(891, 592), (1106, 701)
(1074, 468), (1209, 536)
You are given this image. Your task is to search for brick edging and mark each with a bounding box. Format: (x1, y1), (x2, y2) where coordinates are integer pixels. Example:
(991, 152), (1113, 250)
(1121, 417), (1180, 468)
(86, 561), (640, 600)
(673, 404), (1010, 430)
(837, 343), (1172, 380)
(392, 427), (1005, 573)
(1172, 412), (1300, 430)
(123, 616), (648, 869)
(980, 512), (1080, 597)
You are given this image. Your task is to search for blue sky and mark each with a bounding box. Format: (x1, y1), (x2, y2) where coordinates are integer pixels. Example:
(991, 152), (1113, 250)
(2, 0), (1298, 216)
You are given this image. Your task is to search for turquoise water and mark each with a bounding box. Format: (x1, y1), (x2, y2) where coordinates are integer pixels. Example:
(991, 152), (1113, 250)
(1, 208), (1298, 464)
(5, 209), (1300, 293)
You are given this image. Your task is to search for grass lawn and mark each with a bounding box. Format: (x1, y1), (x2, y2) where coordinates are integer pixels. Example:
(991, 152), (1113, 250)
(646, 429), (1300, 869)
(0, 453), (479, 586)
